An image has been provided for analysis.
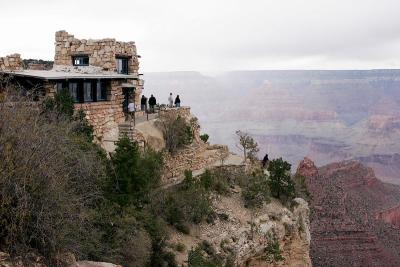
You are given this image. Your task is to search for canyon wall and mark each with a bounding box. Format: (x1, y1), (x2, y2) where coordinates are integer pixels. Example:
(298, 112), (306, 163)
(297, 158), (400, 266)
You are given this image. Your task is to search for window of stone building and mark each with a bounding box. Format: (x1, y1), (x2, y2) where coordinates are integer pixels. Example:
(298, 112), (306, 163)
(68, 82), (79, 102)
(72, 55), (89, 66)
(96, 80), (109, 101)
(84, 82), (93, 102)
(116, 57), (129, 74)
(56, 81), (68, 93)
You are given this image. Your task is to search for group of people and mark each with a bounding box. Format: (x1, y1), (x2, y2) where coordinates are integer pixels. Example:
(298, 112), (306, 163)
(138, 93), (182, 113)
(140, 94), (157, 113)
(168, 93), (181, 108)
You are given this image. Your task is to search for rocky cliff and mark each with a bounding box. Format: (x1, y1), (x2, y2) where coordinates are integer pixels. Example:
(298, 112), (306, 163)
(297, 158), (400, 266)
(170, 191), (311, 267)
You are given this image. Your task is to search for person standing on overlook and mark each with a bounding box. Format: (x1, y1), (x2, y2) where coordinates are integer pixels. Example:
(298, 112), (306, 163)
(174, 95), (181, 108)
(168, 92), (173, 108)
(149, 94), (157, 113)
(141, 95), (147, 111)
(127, 101), (135, 126)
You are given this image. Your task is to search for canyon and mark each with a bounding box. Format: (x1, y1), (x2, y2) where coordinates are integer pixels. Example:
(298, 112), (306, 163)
(297, 158), (400, 266)
(146, 70), (400, 185)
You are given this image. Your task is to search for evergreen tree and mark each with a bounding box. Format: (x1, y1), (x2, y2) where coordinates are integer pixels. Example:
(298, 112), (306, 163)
(267, 158), (295, 200)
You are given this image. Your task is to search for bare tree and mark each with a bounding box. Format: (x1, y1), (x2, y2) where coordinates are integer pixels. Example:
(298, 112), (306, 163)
(157, 112), (193, 154)
(235, 130), (259, 162)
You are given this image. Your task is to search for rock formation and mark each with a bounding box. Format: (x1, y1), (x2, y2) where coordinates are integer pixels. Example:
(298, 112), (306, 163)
(170, 193), (311, 267)
(298, 158), (400, 266)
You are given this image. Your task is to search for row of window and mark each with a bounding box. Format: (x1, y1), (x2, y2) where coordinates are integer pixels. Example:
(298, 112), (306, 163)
(72, 56), (129, 74)
(57, 80), (110, 103)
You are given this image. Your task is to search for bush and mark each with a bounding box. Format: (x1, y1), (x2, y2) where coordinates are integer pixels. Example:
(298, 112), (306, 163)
(188, 241), (228, 267)
(42, 89), (74, 119)
(262, 233), (284, 263)
(175, 243), (186, 252)
(0, 95), (106, 262)
(158, 113), (196, 154)
(200, 133), (209, 143)
(107, 136), (164, 206)
(241, 169), (270, 209)
(158, 171), (213, 231)
(199, 170), (230, 195)
(267, 158), (295, 201)
(137, 212), (177, 267)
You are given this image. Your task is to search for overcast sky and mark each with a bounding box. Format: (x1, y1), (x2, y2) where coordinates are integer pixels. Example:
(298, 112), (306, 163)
(1, 0), (400, 72)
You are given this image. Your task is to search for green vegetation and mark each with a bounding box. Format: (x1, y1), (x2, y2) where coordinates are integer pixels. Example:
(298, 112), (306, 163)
(42, 89), (75, 118)
(235, 130), (259, 162)
(0, 91), (174, 266)
(200, 133), (209, 143)
(262, 233), (284, 263)
(241, 169), (270, 208)
(158, 113), (199, 154)
(188, 241), (235, 267)
(107, 136), (163, 206)
(267, 158), (295, 202)
(159, 170), (213, 233)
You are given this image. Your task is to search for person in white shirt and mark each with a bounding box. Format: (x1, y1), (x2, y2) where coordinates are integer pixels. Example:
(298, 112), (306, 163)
(168, 92), (173, 108)
(128, 102), (135, 124)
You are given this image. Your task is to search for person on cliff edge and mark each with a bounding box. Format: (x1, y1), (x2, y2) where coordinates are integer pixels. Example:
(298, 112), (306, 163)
(141, 95), (147, 112)
(168, 93), (174, 108)
(174, 95), (181, 108)
(149, 94), (157, 113)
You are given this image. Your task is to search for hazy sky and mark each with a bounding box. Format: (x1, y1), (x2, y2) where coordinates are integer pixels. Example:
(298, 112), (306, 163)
(1, 0), (400, 72)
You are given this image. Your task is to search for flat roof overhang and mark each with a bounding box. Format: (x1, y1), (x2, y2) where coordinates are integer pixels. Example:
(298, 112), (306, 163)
(0, 70), (138, 80)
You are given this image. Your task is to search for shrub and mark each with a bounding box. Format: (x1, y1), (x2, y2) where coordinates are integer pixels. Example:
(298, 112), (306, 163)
(42, 89), (74, 119)
(175, 243), (186, 252)
(267, 158), (295, 201)
(262, 233), (284, 263)
(199, 169), (230, 195)
(72, 109), (94, 142)
(241, 170), (270, 209)
(188, 241), (228, 267)
(137, 211), (177, 267)
(0, 95), (106, 262)
(107, 136), (164, 206)
(200, 133), (209, 143)
(158, 113), (194, 154)
(159, 171), (213, 231)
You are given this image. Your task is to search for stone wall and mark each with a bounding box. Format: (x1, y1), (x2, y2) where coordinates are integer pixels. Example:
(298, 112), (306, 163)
(0, 54), (22, 71)
(73, 80), (125, 145)
(54, 30), (139, 75)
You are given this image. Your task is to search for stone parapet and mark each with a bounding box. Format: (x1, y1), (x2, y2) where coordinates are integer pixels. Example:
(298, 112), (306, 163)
(0, 54), (23, 71)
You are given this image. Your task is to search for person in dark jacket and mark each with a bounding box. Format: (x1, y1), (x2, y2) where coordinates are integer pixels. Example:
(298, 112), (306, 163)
(262, 153), (269, 168)
(141, 95), (147, 111)
(148, 94), (157, 113)
(174, 95), (181, 108)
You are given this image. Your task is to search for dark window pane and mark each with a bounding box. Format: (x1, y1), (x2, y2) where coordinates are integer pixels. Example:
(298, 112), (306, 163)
(116, 58), (129, 74)
(68, 82), (79, 102)
(73, 56), (89, 66)
(57, 82), (63, 93)
(84, 82), (93, 102)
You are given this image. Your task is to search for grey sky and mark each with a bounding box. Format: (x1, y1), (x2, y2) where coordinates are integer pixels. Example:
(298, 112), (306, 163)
(1, 0), (400, 71)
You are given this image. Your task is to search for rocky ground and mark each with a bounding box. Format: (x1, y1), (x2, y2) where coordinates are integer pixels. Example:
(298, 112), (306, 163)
(169, 189), (311, 267)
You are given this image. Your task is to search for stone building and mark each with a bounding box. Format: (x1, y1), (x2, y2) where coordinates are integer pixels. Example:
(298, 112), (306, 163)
(0, 30), (144, 147)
